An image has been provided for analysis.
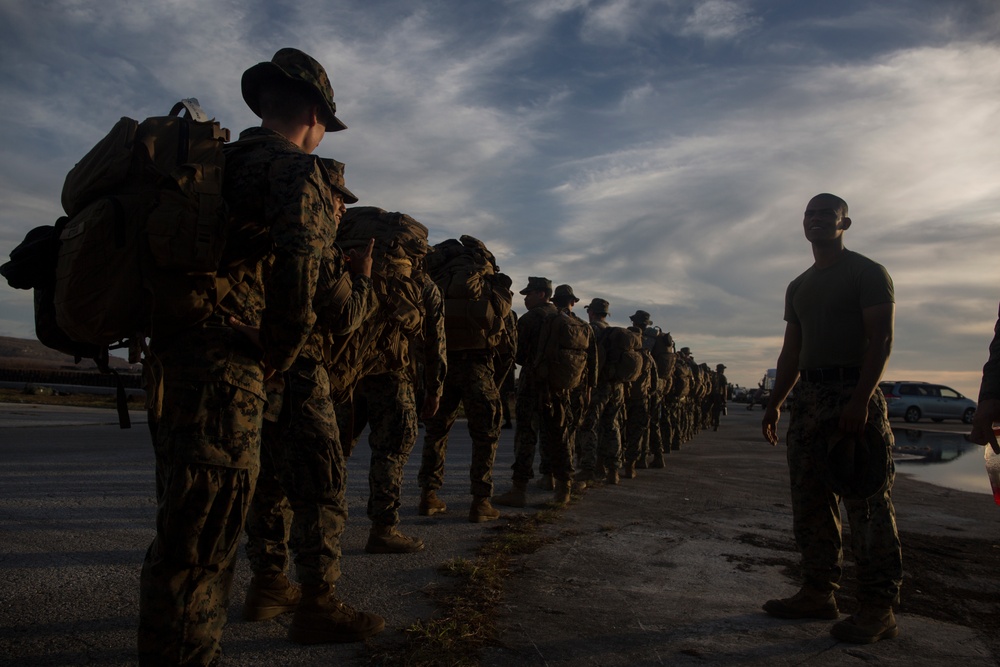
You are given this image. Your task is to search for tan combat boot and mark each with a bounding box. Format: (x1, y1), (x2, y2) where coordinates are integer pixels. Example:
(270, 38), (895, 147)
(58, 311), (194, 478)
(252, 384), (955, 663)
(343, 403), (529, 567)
(536, 473), (555, 490)
(606, 466), (620, 485)
(243, 571), (300, 621)
(493, 481), (528, 508)
(762, 586), (840, 620)
(830, 605), (898, 644)
(621, 461), (637, 479)
(418, 489), (447, 516)
(469, 496), (501, 523)
(365, 524), (425, 554)
(552, 479), (572, 508)
(288, 584), (385, 644)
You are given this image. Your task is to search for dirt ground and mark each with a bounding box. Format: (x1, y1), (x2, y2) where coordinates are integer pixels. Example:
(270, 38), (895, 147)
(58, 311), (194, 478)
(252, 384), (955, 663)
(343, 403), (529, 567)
(484, 411), (1000, 666)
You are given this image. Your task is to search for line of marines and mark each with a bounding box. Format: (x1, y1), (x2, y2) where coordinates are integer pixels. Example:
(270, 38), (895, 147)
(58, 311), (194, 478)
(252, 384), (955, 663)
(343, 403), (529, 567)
(136, 47), (729, 666)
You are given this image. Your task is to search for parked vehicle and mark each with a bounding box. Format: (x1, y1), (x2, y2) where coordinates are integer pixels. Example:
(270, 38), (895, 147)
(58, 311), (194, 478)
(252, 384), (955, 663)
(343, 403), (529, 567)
(880, 380), (977, 424)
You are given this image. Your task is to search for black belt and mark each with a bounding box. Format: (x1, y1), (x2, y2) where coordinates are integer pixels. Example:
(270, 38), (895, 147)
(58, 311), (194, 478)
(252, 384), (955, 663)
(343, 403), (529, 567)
(800, 367), (861, 383)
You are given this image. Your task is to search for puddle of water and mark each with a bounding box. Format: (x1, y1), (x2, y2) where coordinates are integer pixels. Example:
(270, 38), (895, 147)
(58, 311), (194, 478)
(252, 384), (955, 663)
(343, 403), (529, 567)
(891, 427), (993, 499)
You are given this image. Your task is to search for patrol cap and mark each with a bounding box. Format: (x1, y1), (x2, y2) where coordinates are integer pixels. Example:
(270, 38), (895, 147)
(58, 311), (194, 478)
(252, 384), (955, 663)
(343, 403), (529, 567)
(519, 276), (552, 295)
(717, 363), (726, 370)
(824, 422), (890, 500)
(553, 284), (579, 303)
(679, 346), (691, 355)
(629, 310), (652, 327)
(242, 47), (347, 132)
(319, 158), (359, 204)
(585, 298), (609, 315)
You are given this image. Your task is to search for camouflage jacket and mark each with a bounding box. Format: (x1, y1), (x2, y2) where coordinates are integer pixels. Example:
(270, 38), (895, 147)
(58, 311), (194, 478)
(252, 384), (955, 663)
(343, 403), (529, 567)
(515, 302), (558, 384)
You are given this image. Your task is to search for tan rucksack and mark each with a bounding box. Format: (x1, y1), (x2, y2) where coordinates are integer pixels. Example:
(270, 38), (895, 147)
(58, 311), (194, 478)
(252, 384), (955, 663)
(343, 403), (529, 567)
(325, 206), (429, 402)
(597, 326), (643, 384)
(425, 235), (513, 351)
(534, 311), (591, 391)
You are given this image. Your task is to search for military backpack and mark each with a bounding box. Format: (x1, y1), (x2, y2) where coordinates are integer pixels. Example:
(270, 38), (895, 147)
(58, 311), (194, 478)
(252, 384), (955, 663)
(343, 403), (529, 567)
(0, 99), (232, 427)
(325, 206), (429, 402)
(425, 235), (513, 352)
(596, 326), (643, 384)
(534, 311), (591, 391)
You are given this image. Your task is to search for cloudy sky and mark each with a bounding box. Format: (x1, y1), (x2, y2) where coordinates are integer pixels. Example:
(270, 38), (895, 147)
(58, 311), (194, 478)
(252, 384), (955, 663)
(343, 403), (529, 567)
(1, 0), (999, 397)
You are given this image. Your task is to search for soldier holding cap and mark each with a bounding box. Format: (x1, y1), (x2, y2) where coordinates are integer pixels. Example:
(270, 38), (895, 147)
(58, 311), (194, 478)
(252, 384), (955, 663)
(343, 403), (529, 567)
(138, 48), (381, 665)
(761, 193), (901, 644)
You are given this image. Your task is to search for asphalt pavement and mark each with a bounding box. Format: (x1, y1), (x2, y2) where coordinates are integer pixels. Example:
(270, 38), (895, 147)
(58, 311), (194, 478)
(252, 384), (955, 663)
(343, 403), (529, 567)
(0, 403), (997, 666)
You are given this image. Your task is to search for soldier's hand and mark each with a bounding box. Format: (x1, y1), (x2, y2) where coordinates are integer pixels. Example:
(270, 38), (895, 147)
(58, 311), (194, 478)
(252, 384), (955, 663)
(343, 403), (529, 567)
(228, 316), (262, 350)
(347, 238), (374, 278)
(421, 394), (440, 419)
(838, 399), (869, 437)
(968, 398), (1000, 454)
(762, 405), (780, 446)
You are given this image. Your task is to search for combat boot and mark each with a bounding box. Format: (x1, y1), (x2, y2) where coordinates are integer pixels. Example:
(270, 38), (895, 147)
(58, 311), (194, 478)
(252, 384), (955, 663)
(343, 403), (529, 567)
(289, 584), (385, 644)
(621, 461), (637, 479)
(469, 496), (501, 523)
(365, 524), (425, 554)
(493, 481), (528, 508)
(636, 455), (648, 470)
(594, 462), (607, 479)
(605, 467), (620, 485)
(243, 572), (300, 621)
(762, 586), (839, 620)
(830, 606), (898, 644)
(552, 479), (572, 507)
(418, 489), (447, 516)
(650, 453), (665, 469)
(536, 473), (555, 490)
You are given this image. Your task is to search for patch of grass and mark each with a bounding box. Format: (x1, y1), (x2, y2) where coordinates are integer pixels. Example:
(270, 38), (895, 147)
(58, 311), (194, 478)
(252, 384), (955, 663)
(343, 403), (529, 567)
(369, 512), (558, 666)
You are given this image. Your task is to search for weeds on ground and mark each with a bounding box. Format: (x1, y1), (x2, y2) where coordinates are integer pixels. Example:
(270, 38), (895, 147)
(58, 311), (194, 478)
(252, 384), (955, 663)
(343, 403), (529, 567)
(369, 511), (559, 666)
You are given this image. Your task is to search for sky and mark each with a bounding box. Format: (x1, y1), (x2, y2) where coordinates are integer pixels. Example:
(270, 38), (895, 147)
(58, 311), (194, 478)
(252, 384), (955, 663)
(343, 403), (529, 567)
(1, 0), (999, 398)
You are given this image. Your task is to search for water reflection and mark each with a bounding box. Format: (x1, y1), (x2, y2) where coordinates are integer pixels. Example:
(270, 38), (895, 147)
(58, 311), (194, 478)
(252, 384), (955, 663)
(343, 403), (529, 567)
(891, 427), (991, 497)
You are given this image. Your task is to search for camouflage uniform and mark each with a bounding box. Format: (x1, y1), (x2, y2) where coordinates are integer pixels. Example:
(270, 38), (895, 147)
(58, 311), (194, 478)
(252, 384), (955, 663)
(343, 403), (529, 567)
(510, 302), (558, 482)
(786, 380), (901, 606)
(577, 319), (624, 476)
(623, 339), (656, 466)
(244, 239), (375, 584)
(710, 366), (728, 431)
(419, 349), (504, 498)
(138, 127), (336, 666)
(355, 275), (446, 528)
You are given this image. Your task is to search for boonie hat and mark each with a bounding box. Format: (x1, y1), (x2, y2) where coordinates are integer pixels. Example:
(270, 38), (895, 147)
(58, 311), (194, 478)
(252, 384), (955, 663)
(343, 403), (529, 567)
(519, 276), (552, 295)
(585, 298), (609, 315)
(553, 284), (579, 303)
(242, 47), (347, 132)
(629, 310), (652, 327)
(319, 158), (359, 204)
(824, 422), (891, 500)
(717, 363), (726, 370)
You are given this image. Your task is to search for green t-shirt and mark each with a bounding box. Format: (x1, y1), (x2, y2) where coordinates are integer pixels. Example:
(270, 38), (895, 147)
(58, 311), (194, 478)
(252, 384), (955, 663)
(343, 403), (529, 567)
(784, 249), (894, 370)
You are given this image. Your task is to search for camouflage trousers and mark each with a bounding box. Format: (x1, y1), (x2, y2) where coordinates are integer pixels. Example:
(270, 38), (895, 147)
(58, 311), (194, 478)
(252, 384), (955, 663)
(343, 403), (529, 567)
(623, 392), (650, 464)
(539, 387), (576, 481)
(356, 371), (419, 527)
(577, 382), (624, 475)
(646, 392), (664, 458)
(138, 379), (262, 667)
(419, 352), (501, 498)
(511, 375), (550, 482)
(659, 397), (677, 452)
(243, 359), (348, 588)
(785, 381), (902, 606)
(710, 396), (725, 430)
(244, 419), (294, 576)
